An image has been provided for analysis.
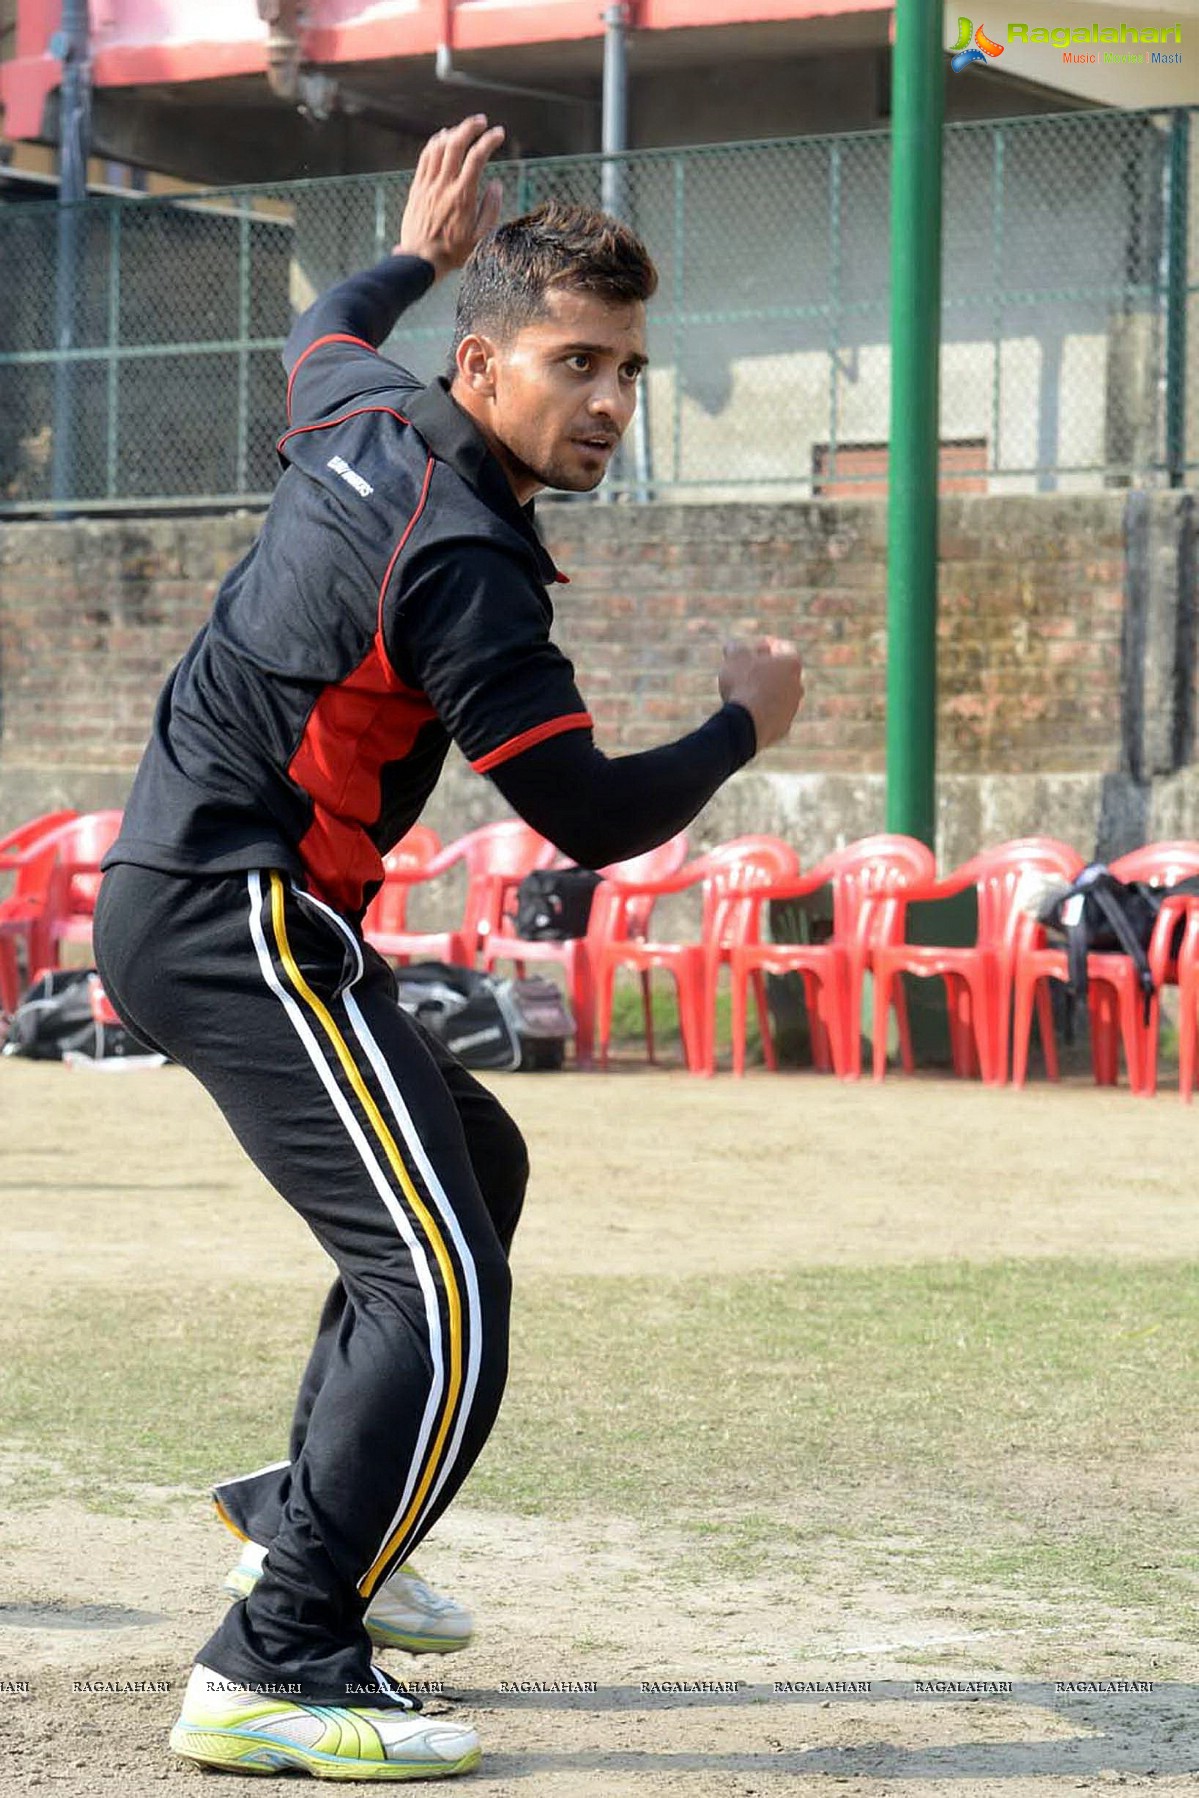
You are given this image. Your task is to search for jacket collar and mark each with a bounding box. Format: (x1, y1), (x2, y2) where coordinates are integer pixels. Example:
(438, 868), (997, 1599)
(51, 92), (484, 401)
(404, 376), (562, 585)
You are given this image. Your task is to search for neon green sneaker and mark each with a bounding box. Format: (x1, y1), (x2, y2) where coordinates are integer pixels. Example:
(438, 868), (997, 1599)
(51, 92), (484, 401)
(223, 1543), (474, 1656)
(169, 1662), (481, 1780)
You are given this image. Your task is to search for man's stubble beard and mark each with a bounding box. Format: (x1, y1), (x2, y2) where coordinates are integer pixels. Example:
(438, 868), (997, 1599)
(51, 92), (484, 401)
(506, 437), (607, 496)
(544, 461), (607, 494)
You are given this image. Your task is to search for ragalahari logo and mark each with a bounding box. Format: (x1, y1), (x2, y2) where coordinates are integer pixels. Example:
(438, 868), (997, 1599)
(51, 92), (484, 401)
(951, 17), (1005, 70)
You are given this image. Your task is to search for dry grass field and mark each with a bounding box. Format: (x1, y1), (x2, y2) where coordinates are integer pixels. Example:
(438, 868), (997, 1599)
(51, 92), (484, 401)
(1, 1055), (1197, 1796)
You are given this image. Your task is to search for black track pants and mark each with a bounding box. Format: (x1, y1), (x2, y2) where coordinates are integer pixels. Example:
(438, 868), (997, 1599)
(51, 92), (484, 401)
(94, 862), (527, 1705)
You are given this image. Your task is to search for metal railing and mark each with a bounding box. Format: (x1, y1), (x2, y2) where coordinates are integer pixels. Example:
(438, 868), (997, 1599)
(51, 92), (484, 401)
(0, 105), (1195, 512)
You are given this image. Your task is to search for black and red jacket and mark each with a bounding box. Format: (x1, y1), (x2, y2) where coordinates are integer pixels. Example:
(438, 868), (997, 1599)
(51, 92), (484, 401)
(104, 254), (756, 920)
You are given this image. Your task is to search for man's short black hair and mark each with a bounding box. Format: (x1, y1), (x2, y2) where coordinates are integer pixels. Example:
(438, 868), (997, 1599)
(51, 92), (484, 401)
(451, 198), (658, 361)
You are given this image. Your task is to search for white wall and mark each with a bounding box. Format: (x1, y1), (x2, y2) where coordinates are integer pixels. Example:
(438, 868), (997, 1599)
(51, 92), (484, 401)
(627, 109), (1176, 498)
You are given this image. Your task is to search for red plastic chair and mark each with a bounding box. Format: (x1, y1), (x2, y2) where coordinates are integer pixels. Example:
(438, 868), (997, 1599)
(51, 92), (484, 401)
(0, 810), (78, 870)
(0, 811), (80, 1012)
(1012, 840), (1199, 1095)
(591, 840), (709, 1072)
(0, 848), (57, 1012)
(38, 811), (126, 967)
(728, 834), (937, 1079)
(480, 833), (690, 1066)
(90, 976), (123, 1031)
(592, 836), (800, 1075)
(1, 851), (55, 1012)
(588, 835), (714, 1071)
(1174, 900), (1199, 1102)
(361, 826), (441, 948)
(0, 938), (18, 1016)
(0, 811), (122, 1009)
(363, 820), (557, 969)
(1127, 843), (1199, 1097)
(699, 837), (801, 1074)
(872, 837), (1084, 1086)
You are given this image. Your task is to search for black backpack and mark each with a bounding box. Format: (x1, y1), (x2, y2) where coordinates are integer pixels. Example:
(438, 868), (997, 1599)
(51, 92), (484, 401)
(1037, 863), (1199, 1026)
(514, 869), (602, 941)
(394, 961), (574, 1070)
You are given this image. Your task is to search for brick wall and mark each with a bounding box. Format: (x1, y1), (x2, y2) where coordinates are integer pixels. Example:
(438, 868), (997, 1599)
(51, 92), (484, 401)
(0, 493), (1193, 861)
(0, 517), (250, 779)
(544, 496), (1130, 777)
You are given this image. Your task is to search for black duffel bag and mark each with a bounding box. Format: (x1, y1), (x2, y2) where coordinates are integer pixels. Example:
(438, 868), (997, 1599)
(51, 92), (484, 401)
(514, 869), (602, 941)
(2, 968), (158, 1064)
(395, 961), (574, 1070)
(1037, 862), (1199, 1029)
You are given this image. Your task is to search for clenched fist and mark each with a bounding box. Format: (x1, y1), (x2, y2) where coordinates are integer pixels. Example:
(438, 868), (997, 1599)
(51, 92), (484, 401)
(719, 637), (805, 752)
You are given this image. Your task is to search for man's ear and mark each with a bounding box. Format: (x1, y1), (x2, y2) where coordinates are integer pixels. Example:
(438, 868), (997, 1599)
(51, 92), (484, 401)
(454, 332), (499, 398)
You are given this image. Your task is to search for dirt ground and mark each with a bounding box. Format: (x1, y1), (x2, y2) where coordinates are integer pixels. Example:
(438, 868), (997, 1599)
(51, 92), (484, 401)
(2, 1059), (1198, 1797)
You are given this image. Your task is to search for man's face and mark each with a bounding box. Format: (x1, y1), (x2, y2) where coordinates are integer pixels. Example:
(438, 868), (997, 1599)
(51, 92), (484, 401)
(458, 285), (648, 498)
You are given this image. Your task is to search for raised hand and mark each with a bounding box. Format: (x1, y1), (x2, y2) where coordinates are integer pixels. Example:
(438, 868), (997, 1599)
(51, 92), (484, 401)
(395, 115), (506, 280)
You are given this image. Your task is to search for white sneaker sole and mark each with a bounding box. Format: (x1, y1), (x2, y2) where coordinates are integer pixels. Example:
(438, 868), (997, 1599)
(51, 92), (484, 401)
(170, 1720), (481, 1781)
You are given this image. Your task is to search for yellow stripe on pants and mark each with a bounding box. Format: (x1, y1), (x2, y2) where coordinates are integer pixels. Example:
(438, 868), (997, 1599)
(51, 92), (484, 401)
(268, 873), (464, 1598)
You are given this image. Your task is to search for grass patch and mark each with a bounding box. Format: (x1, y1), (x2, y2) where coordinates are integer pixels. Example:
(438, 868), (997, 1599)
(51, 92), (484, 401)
(490, 1259), (1197, 1504)
(0, 1285), (316, 1500)
(2, 1259), (1196, 1636)
(485, 1259), (1199, 1632)
(598, 977), (765, 1062)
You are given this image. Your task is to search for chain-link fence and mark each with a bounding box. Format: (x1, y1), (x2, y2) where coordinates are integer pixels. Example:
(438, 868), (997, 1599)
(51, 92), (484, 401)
(1, 105), (1195, 512)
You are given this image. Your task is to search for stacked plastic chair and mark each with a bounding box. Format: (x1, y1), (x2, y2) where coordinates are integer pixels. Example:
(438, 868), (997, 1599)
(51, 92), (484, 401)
(590, 836), (800, 1075)
(363, 820), (557, 969)
(481, 833), (691, 1067)
(728, 835), (936, 1079)
(872, 838), (1083, 1085)
(0, 810), (120, 1011)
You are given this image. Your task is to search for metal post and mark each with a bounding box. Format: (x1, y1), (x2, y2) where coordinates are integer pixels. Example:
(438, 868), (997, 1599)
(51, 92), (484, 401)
(601, 3), (627, 500)
(1164, 108), (1190, 491)
(826, 139), (842, 493)
(671, 154), (685, 485)
(373, 180), (388, 261)
(601, 2), (651, 501)
(990, 126), (1004, 485)
(600, 3), (628, 222)
(235, 199), (253, 497)
(50, 0), (92, 511)
(885, 0), (945, 849)
(105, 204), (120, 498)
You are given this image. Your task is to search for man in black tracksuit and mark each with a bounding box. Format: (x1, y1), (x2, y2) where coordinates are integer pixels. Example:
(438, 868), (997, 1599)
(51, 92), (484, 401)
(94, 116), (804, 1781)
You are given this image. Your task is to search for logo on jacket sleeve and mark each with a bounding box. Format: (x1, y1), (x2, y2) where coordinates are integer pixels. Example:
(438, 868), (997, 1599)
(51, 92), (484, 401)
(327, 455), (375, 498)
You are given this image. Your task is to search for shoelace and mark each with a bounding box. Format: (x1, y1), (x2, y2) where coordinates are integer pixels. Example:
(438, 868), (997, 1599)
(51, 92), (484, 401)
(396, 1567), (456, 1615)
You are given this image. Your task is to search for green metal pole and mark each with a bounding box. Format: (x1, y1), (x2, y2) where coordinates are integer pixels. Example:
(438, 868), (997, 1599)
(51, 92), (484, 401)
(886, 0), (945, 848)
